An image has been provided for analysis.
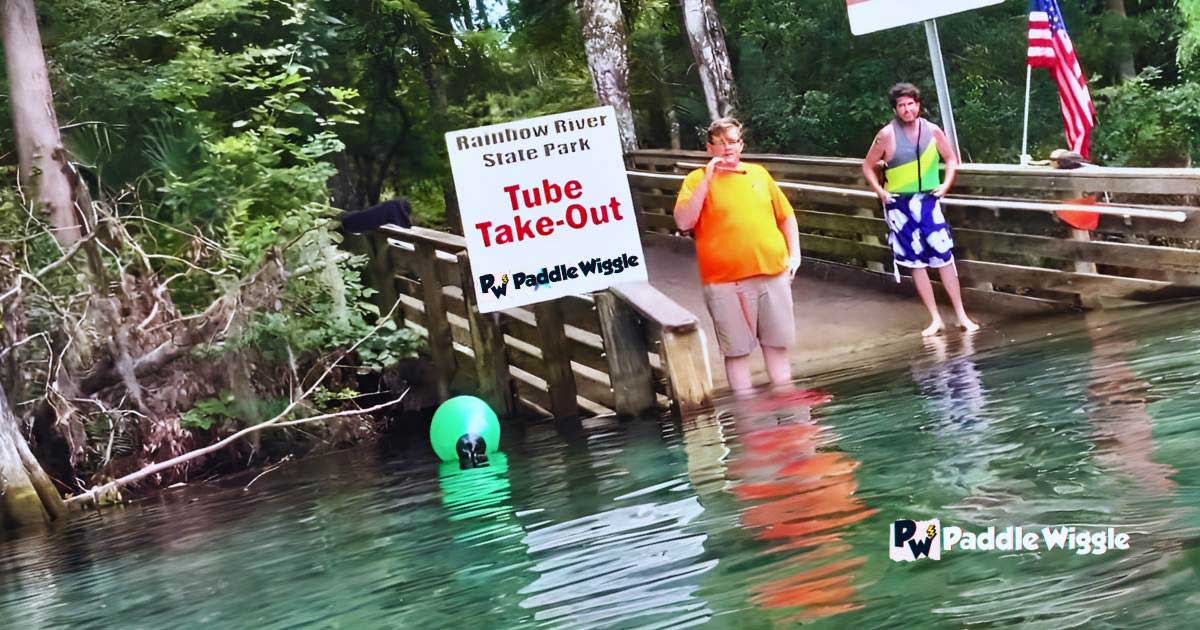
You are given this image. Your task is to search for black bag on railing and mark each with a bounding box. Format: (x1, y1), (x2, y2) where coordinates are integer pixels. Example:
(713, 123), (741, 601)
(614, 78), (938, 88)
(341, 199), (413, 233)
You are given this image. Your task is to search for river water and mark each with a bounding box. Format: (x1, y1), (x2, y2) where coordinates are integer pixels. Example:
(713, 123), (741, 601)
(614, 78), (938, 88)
(3, 305), (1199, 629)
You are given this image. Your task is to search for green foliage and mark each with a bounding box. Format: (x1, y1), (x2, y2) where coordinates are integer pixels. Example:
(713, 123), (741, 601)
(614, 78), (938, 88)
(181, 391), (289, 430)
(181, 392), (240, 430)
(1181, 0), (1200, 68)
(4, 0), (431, 473)
(3, 0), (1195, 486)
(1094, 67), (1200, 165)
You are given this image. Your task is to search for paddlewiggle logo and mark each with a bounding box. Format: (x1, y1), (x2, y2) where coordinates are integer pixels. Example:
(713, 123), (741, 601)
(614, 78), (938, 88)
(890, 518), (1132, 562)
(891, 518), (941, 561)
(478, 253), (640, 298)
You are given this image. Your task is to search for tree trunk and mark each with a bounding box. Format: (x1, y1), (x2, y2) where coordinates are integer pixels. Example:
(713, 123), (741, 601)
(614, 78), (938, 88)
(1, 382), (67, 532)
(2, 0), (81, 247)
(665, 103), (682, 150)
(680, 0), (739, 121)
(653, 36), (682, 149)
(417, 44), (448, 113)
(474, 0), (489, 29)
(574, 0), (638, 153)
(0, 246), (24, 402)
(4, 0), (103, 486)
(415, 7), (450, 115)
(459, 0), (474, 30)
(443, 181), (462, 234)
(1106, 0), (1136, 81)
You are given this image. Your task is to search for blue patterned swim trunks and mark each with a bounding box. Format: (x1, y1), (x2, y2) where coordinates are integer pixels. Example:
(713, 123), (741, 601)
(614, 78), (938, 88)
(885, 192), (955, 269)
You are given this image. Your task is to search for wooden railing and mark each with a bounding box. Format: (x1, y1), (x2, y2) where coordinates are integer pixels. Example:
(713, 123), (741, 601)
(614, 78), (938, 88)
(373, 225), (712, 419)
(628, 149), (1200, 309)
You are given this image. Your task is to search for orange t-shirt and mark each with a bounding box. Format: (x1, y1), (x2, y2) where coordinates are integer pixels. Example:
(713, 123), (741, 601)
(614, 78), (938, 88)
(675, 163), (794, 284)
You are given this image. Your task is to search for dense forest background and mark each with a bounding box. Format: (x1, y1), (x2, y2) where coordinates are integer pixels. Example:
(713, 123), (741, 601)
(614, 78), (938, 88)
(8, 1), (1195, 226)
(0, 0), (1198, 509)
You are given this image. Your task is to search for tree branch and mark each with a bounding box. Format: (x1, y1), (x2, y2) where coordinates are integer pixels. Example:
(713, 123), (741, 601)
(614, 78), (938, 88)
(67, 295), (405, 506)
(66, 390), (409, 507)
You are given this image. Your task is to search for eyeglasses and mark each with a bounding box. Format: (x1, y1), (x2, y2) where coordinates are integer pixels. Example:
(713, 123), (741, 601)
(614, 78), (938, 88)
(709, 138), (744, 148)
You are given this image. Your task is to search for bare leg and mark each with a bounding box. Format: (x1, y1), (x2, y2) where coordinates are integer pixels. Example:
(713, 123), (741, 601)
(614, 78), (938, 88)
(910, 267), (944, 337)
(724, 354), (754, 397)
(936, 262), (979, 332)
(761, 345), (792, 387)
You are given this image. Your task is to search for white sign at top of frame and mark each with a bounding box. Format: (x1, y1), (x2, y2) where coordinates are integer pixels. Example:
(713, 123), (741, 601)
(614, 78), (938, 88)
(846, 0), (1005, 36)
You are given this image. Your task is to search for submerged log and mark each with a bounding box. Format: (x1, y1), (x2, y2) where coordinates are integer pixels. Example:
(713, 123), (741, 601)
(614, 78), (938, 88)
(0, 383), (66, 531)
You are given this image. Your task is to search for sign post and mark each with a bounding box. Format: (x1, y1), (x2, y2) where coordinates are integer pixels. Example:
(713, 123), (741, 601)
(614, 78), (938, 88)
(444, 106), (648, 314)
(923, 19), (959, 160)
(846, 0), (1004, 160)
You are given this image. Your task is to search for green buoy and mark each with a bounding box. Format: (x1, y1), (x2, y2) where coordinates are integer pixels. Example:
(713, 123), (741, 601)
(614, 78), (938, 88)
(429, 396), (500, 468)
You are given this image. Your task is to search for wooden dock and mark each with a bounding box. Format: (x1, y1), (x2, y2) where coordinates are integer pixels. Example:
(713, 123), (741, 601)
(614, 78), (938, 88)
(629, 149), (1200, 309)
(357, 150), (1200, 419)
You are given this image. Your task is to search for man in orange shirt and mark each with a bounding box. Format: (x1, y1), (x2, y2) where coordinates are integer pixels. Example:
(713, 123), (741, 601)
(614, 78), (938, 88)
(674, 118), (802, 395)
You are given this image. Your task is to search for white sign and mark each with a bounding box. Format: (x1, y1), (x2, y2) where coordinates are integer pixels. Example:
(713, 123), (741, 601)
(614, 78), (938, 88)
(846, 0), (1004, 36)
(445, 106), (647, 313)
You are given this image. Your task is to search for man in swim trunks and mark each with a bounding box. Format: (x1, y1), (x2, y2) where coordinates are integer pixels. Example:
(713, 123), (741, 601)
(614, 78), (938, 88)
(674, 117), (802, 396)
(862, 83), (979, 337)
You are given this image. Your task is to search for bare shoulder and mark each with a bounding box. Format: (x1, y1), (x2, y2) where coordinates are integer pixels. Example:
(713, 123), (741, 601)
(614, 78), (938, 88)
(925, 119), (946, 136)
(869, 125), (894, 156)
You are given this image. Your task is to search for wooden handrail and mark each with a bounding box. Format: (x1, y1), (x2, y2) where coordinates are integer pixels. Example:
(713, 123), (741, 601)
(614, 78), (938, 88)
(631, 168), (1190, 223)
(378, 224), (467, 251)
(631, 148), (1200, 180)
(608, 281), (698, 334)
(607, 281), (711, 414)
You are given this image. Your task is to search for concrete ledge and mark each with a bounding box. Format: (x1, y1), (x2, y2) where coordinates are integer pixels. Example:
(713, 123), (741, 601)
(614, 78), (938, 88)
(799, 258), (1079, 316)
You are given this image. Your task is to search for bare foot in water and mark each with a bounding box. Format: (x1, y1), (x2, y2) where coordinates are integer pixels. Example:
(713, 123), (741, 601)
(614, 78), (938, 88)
(922, 319), (944, 337)
(959, 318), (981, 333)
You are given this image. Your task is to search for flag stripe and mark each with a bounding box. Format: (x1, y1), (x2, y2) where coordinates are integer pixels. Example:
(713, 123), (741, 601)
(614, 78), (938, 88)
(1026, 0), (1095, 158)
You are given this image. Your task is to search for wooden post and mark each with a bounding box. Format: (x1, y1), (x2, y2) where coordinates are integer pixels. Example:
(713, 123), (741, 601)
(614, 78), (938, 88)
(412, 242), (455, 399)
(1063, 183), (1102, 308)
(659, 327), (713, 415)
(855, 207), (886, 272)
(368, 233), (402, 318)
(533, 300), (580, 418)
(610, 281), (712, 415)
(1071, 228), (1102, 309)
(595, 291), (655, 416)
(456, 252), (514, 418)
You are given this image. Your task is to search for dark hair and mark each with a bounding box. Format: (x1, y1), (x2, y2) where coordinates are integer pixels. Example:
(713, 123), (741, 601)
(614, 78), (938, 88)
(889, 83), (921, 107)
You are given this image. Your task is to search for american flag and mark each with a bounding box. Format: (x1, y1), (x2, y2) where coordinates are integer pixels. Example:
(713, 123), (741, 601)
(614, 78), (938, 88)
(1027, 0), (1096, 158)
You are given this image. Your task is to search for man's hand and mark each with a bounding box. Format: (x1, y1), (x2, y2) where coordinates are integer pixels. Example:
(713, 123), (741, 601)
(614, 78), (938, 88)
(704, 157), (723, 181)
(876, 189), (896, 206)
(788, 253), (802, 278)
(705, 157), (745, 180)
(930, 183), (951, 198)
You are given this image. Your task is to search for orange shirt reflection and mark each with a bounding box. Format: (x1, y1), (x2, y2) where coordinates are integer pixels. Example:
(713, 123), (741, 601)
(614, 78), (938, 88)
(729, 390), (876, 621)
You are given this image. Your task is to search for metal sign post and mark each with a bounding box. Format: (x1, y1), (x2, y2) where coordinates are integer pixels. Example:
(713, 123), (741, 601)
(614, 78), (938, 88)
(923, 19), (960, 161)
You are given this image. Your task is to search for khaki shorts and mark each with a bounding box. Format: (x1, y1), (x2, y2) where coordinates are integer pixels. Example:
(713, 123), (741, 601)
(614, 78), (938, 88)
(702, 272), (796, 357)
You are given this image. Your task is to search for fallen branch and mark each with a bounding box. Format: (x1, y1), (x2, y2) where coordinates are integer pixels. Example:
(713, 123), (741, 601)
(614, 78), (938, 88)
(243, 454), (293, 491)
(0, 331), (49, 362)
(32, 230), (96, 279)
(77, 251), (289, 396)
(66, 389), (408, 507)
(68, 295), (405, 507)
